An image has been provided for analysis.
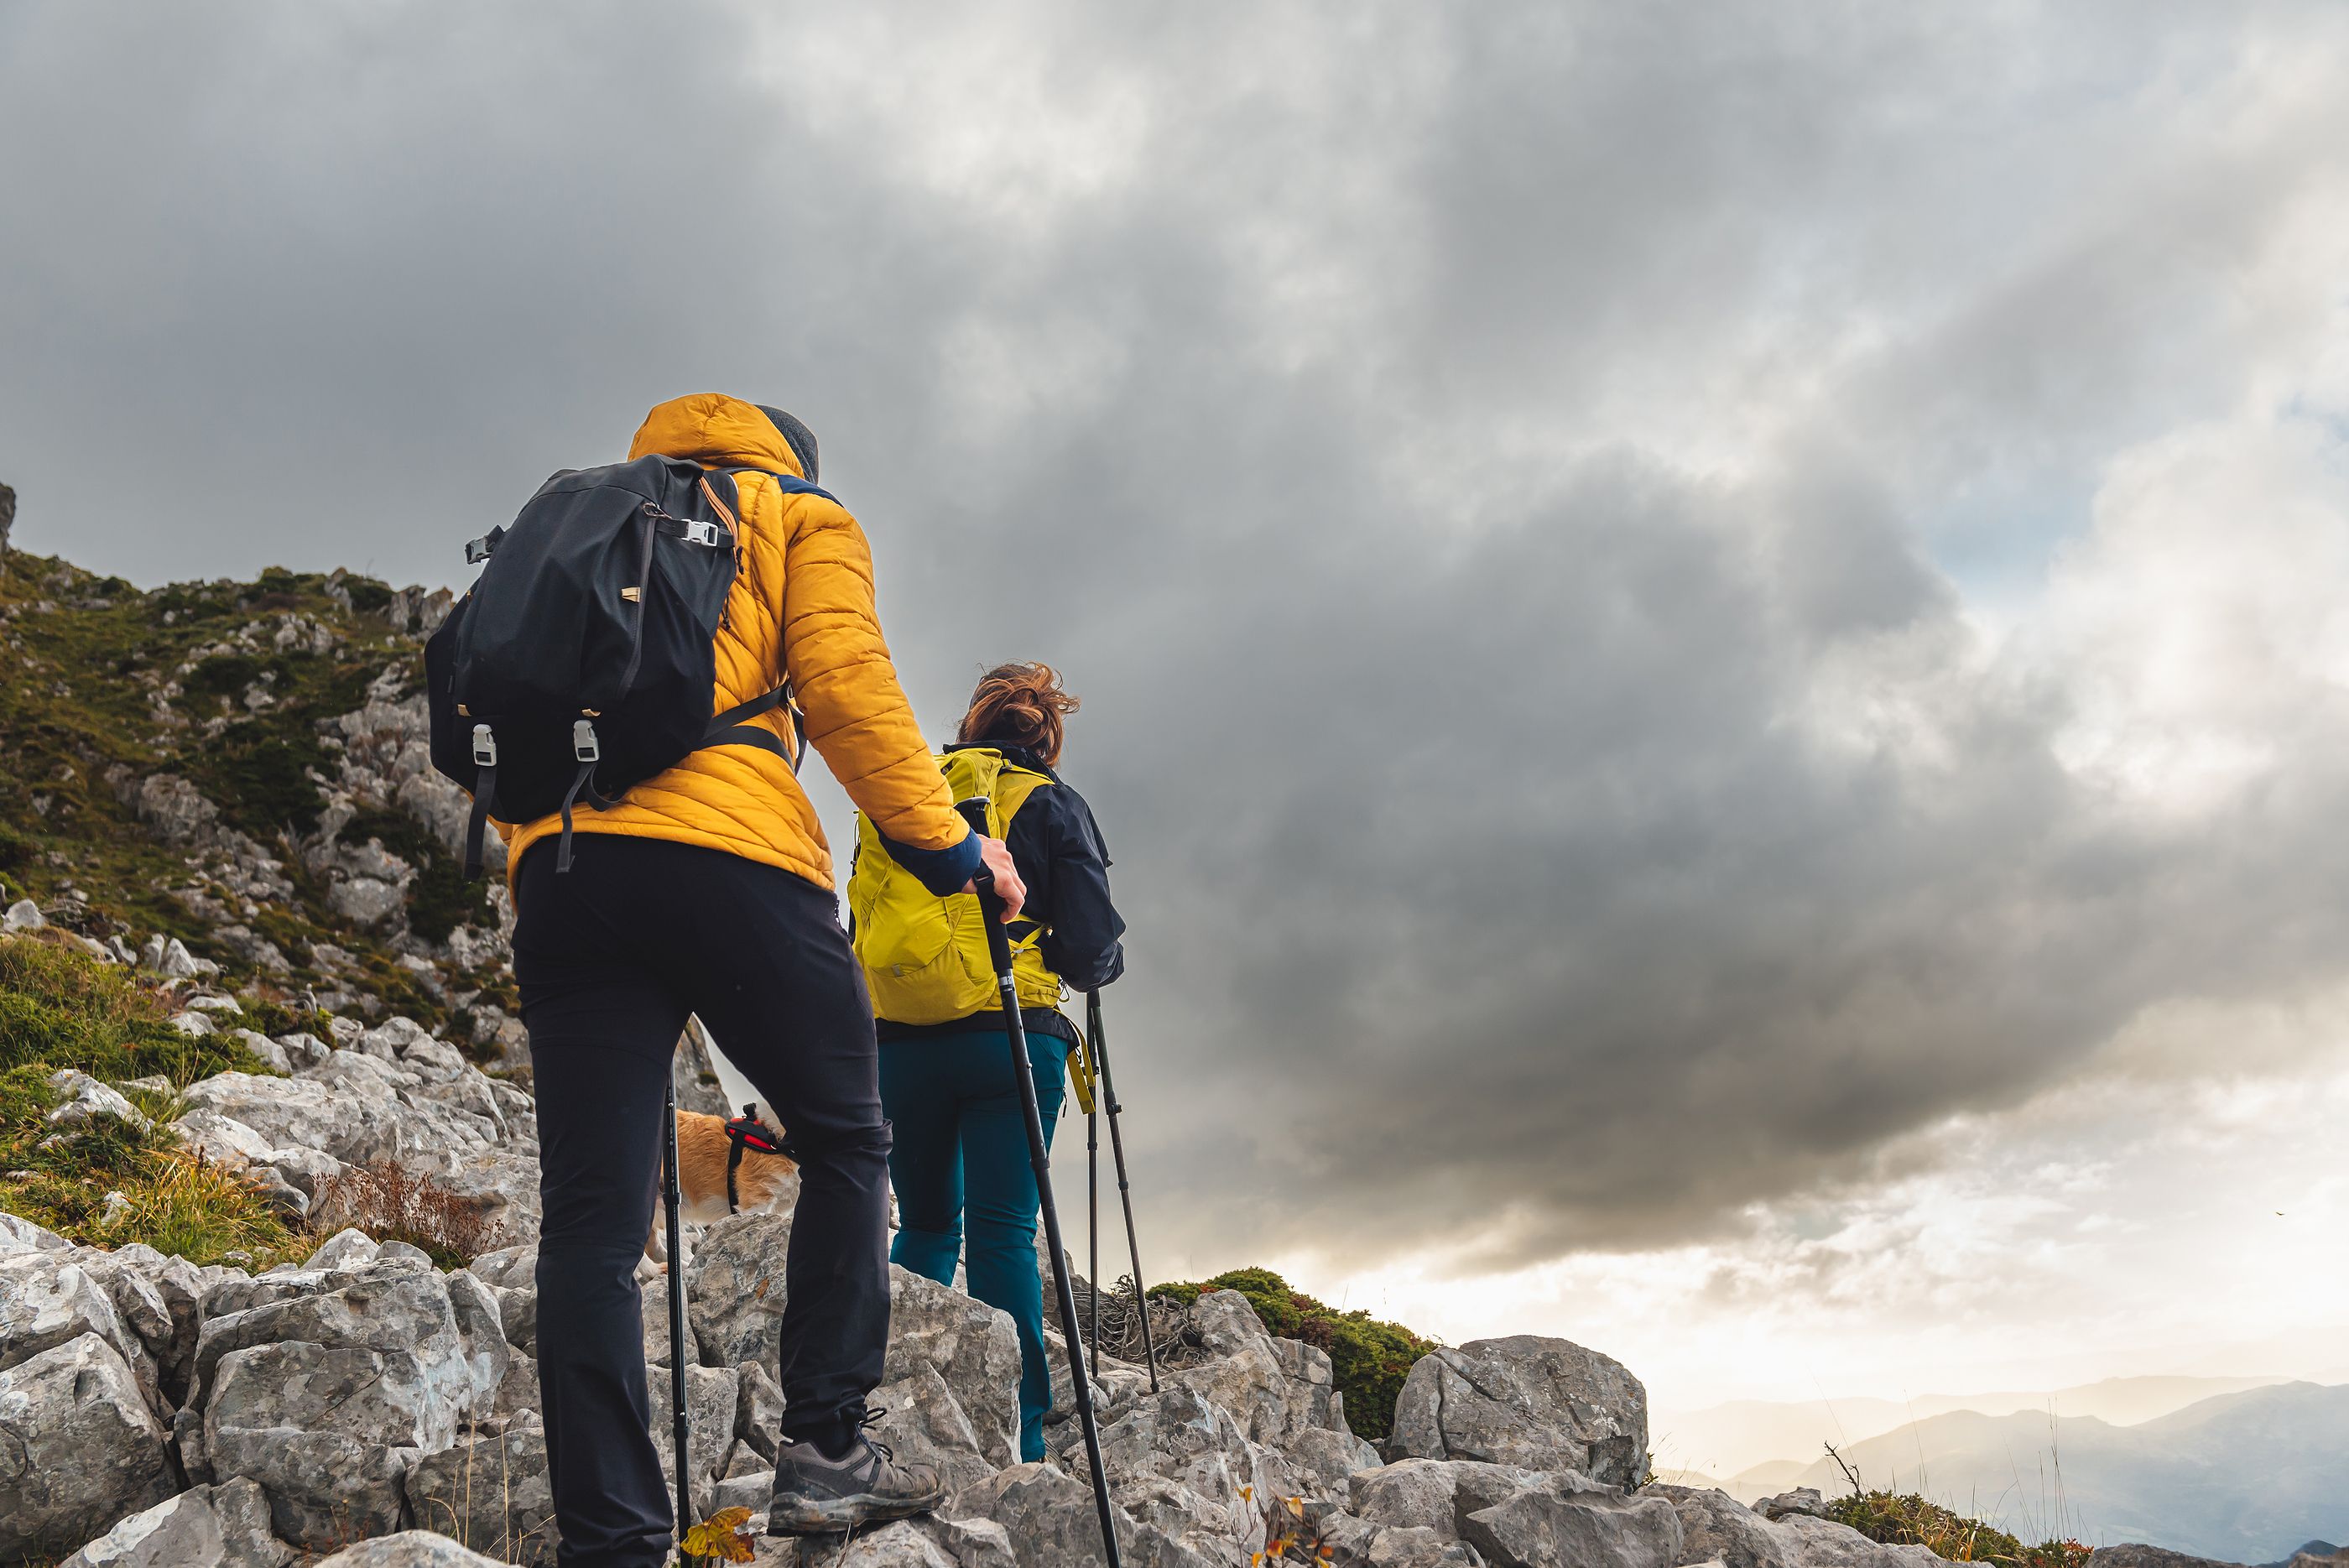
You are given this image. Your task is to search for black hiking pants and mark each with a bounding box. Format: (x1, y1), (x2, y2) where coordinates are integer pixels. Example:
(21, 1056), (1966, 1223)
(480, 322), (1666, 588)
(514, 835), (892, 1568)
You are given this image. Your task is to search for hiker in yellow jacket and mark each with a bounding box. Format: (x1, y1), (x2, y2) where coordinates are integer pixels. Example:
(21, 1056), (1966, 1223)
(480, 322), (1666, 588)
(503, 394), (1026, 1555)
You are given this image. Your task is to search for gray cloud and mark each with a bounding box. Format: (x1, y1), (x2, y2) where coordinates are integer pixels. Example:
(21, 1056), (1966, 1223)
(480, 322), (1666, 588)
(5, 2), (2348, 1278)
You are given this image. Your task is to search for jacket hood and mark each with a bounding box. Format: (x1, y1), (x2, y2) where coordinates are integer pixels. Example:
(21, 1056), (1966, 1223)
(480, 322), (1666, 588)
(628, 393), (806, 478)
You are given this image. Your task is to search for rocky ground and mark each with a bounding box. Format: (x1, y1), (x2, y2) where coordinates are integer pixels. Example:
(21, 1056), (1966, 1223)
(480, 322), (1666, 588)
(1, 1013), (1958, 1568)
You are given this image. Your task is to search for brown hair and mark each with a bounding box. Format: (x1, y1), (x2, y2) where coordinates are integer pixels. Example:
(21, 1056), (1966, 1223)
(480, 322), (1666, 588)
(956, 662), (1081, 766)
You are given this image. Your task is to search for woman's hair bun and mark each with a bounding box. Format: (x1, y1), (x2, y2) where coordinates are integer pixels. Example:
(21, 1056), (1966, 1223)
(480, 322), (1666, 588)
(956, 662), (1080, 765)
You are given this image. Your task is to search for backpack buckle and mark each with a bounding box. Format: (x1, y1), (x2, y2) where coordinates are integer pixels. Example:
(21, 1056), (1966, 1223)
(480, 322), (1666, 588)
(464, 526), (505, 565)
(572, 720), (601, 763)
(471, 724), (497, 768)
(679, 519), (721, 548)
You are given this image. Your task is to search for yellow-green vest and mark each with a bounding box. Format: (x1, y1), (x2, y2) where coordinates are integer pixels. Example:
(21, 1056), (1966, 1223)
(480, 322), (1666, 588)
(848, 748), (1096, 1108)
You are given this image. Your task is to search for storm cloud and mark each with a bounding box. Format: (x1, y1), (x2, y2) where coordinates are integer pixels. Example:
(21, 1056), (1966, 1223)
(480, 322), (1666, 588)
(6, 3), (2348, 1280)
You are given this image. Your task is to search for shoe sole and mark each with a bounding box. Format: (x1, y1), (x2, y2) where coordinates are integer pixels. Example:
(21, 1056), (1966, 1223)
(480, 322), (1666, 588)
(764, 1488), (945, 1536)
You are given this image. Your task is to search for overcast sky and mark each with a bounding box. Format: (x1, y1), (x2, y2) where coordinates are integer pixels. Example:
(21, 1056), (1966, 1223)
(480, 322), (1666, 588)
(6, 2), (2347, 1411)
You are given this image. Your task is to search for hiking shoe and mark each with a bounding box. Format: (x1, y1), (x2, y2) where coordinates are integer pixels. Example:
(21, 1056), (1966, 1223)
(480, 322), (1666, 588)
(764, 1414), (943, 1535)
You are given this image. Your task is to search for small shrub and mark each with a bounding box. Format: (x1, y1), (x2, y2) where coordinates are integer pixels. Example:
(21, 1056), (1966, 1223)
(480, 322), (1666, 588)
(311, 1160), (497, 1268)
(1151, 1267), (1438, 1440)
(1822, 1446), (2091, 1567)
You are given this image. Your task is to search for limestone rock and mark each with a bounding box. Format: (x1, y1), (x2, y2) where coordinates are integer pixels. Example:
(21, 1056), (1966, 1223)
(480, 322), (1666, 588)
(2086, 1550), (2252, 1568)
(0, 1253), (158, 1411)
(46, 1070), (149, 1130)
(206, 1339), (446, 1547)
(883, 1263), (1023, 1469)
(871, 1360), (1000, 1494)
(57, 1477), (292, 1568)
(948, 1462), (1157, 1568)
(1654, 1484), (1794, 1568)
(684, 1209), (794, 1370)
(3, 897), (45, 931)
(1771, 1513), (1945, 1568)
(311, 1532), (511, 1566)
(736, 1358), (787, 1462)
(403, 1425), (558, 1566)
(1351, 1457), (1545, 1542)
(1389, 1335), (1649, 1489)
(0, 1333), (178, 1559)
(1458, 1471), (1684, 1568)
(0, 1211), (72, 1254)
(1753, 1488), (1827, 1521)
(1170, 1289), (1354, 1452)
(645, 1361), (739, 1519)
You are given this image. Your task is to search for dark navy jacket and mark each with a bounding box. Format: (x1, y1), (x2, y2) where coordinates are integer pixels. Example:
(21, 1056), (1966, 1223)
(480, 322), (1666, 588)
(875, 742), (1125, 1049)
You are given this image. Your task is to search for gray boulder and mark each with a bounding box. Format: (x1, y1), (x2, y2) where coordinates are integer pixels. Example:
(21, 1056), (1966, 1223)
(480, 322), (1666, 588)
(949, 1462), (1167, 1568)
(0, 1253), (160, 1412)
(1352, 1457), (1546, 1541)
(196, 1264), (502, 1548)
(1389, 1335), (1649, 1488)
(684, 1209), (794, 1369)
(2085, 1550), (2249, 1568)
(47, 1069), (151, 1130)
(884, 1263), (1023, 1469)
(1095, 1380), (1299, 1534)
(1169, 1289), (1357, 1453)
(1654, 1484), (1793, 1568)
(0, 1210), (72, 1255)
(312, 1533), (510, 1566)
(77, 1243), (205, 1404)
(1754, 1488), (1828, 1521)
(404, 1425), (558, 1566)
(646, 1360), (738, 1519)
(871, 1360), (1003, 1494)
(57, 1477), (291, 1568)
(736, 1357), (786, 1461)
(1459, 1471), (1684, 1568)
(0, 1333), (178, 1559)
(1771, 1514), (1944, 1568)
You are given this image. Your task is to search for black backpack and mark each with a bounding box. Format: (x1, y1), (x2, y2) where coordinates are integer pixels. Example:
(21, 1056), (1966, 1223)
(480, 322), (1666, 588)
(424, 455), (830, 879)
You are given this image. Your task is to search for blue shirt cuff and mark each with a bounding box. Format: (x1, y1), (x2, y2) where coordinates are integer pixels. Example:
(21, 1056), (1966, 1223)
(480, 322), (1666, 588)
(880, 827), (985, 897)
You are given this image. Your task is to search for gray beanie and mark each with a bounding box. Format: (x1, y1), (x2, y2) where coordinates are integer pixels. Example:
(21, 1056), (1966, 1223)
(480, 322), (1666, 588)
(756, 406), (820, 484)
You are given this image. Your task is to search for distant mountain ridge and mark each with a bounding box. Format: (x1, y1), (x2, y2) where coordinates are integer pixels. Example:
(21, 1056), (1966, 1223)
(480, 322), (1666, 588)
(1779, 1381), (2349, 1561)
(1655, 1375), (2289, 1487)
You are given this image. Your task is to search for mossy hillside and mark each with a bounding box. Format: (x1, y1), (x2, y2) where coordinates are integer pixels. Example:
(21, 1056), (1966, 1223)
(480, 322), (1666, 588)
(1152, 1267), (1440, 1442)
(0, 551), (481, 1032)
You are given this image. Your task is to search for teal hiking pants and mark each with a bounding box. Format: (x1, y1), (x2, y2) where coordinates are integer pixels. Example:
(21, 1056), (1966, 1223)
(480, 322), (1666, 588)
(879, 1026), (1070, 1462)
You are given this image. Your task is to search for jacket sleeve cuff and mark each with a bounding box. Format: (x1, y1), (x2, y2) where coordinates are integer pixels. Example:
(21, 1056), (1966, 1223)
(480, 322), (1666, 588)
(880, 827), (984, 897)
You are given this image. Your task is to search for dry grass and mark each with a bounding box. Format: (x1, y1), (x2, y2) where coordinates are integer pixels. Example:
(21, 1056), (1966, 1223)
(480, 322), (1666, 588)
(310, 1159), (497, 1269)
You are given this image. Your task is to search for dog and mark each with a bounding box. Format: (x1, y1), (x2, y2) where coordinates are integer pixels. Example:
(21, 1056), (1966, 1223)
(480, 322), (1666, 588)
(638, 1105), (796, 1281)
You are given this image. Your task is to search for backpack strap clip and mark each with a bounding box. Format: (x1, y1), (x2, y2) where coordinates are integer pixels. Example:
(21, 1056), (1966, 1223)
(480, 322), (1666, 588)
(555, 721), (601, 874)
(462, 724), (498, 882)
(723, 1103), (786, 1213)
(464, 527), (506, 565)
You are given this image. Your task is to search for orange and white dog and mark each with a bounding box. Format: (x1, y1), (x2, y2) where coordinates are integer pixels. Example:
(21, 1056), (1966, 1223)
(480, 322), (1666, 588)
(638, 1105), (797, 1280)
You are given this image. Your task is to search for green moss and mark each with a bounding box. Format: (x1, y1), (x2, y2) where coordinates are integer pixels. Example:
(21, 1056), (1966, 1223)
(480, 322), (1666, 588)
(1152, 1267), (1439, 1440)
(342, 576), (395, 614)
(0, 938), (263, 1084)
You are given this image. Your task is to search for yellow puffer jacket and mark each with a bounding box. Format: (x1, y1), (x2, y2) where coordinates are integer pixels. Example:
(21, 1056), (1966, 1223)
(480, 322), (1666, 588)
(497, 393), (971, 889)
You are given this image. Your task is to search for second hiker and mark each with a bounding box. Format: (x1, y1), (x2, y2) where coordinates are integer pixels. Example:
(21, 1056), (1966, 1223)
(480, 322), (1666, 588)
(848, 661), (1127, 1463)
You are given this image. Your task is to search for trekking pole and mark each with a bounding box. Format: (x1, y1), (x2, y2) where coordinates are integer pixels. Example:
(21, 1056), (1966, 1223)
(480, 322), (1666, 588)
(1087, 1087), (1101, 1373)
(1086, 990), (1158, 1393)
(662, 1078), (696, 1560)
(957, 801), (1122, 1568)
